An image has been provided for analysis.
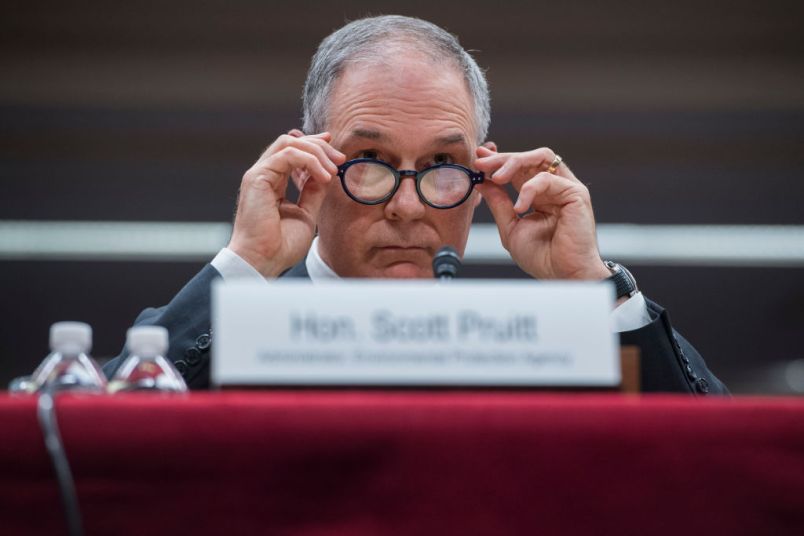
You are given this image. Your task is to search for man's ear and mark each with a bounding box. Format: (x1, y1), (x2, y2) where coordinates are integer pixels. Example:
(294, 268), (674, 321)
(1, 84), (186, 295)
(472, 190), (483, 208)
(288, 128), (305, 138)
(481, 140), (498, 152)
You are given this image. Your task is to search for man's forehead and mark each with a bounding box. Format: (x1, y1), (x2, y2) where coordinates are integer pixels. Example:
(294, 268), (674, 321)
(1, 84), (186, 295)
(327, 56), (478, 146)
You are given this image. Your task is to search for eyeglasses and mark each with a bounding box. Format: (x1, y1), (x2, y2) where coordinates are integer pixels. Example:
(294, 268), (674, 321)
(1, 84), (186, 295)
(337, 158), (484, 209)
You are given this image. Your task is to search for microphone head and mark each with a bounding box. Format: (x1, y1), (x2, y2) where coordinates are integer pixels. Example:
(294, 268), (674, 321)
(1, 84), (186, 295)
(432, 246), (462, 279)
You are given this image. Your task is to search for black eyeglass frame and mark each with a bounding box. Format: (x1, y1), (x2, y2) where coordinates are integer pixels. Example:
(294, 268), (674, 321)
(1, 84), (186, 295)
(336, 158), (485, 210)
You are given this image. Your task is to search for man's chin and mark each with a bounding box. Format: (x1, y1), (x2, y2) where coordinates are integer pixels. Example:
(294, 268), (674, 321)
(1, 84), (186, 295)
(377, 262), (430, 279)
(364, 247), (433, 279)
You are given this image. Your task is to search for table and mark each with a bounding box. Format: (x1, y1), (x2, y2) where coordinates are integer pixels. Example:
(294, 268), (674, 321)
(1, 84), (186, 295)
(2, 392), (803, 535)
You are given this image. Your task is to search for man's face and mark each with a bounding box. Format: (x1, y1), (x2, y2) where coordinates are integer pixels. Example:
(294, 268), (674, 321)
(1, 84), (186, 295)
(317, 53), (480, 278)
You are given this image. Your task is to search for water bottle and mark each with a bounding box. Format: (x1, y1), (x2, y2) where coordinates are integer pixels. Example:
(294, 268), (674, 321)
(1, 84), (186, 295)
(25, 322), (107, 393)
(108, 326), (188, 393)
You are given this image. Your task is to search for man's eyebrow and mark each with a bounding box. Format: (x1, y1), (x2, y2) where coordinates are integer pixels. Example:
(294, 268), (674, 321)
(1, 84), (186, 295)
(434, 133), (467, 146)
(350, 128), (386, 141)
(346, 130), (466, 146)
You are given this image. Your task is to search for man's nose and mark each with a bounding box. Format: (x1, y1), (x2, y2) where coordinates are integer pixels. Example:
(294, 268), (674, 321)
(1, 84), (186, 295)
(385, 173), (426, 221)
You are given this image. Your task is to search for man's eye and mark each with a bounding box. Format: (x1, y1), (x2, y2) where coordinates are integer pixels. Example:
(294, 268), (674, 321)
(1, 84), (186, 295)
(358, 150), (379, 160)
(431, 153), (454, 165)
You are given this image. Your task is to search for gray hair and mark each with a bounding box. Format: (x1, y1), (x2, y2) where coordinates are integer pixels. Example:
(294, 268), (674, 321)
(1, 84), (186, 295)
(302, 15), (491, 144)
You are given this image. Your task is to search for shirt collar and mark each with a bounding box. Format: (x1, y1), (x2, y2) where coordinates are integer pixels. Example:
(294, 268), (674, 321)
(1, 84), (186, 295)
(305, 236), (340, 282)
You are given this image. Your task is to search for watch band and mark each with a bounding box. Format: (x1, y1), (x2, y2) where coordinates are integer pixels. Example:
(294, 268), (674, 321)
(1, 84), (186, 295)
(604, 261), (638, 299)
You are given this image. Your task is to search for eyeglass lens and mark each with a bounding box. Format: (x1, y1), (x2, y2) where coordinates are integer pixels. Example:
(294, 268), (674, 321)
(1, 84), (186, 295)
(343, 162), (397, 203)
(419, 167), (472, 207)
(343, 162), (472, 207)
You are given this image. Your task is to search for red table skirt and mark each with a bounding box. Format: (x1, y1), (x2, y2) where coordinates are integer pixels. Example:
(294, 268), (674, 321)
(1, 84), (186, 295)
(1, 392), (803, 535)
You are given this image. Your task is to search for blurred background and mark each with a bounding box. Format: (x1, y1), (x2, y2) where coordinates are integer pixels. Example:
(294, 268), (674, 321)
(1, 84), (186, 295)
(1, 0), (802, 393)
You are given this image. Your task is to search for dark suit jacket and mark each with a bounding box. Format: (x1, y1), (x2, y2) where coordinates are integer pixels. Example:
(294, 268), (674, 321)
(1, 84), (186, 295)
(103, 261), (728, 394)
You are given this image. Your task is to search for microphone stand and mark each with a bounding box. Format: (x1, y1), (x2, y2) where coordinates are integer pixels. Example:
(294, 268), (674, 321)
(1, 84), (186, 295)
(432, 246), (462, 280)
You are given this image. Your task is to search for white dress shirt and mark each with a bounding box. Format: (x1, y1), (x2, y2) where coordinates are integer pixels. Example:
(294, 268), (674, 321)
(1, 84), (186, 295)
(211, 237), (652, 333)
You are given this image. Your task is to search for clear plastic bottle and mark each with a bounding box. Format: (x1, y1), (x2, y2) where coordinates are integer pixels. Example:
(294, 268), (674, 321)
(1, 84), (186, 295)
(26, 321), (107, 393)
(108, 326), (188, 393)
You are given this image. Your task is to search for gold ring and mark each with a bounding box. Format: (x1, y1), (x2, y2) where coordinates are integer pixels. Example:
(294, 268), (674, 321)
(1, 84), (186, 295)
(547, 154), (563, 174)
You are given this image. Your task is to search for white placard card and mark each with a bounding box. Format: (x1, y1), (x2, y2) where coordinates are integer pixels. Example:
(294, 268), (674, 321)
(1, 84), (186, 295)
(211, 280), (619, 387)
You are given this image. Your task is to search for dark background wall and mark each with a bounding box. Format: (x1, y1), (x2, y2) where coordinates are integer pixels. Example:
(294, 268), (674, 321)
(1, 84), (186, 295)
(1, 0), (802, 393)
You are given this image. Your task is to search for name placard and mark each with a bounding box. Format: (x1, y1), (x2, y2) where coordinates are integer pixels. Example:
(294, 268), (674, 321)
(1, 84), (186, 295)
(211, 280), (619, 387)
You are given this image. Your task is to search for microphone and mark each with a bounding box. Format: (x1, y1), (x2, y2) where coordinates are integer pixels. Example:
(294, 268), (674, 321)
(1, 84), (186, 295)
(432, 246), (461, 280)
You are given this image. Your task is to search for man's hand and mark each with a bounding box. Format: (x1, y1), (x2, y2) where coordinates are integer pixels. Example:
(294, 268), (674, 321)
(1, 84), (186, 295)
(474, 145), (610, 281)
(227, 131), (345, 277)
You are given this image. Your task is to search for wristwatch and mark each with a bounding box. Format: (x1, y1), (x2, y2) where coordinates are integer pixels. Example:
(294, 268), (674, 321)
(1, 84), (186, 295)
(604, 260), (639, 299)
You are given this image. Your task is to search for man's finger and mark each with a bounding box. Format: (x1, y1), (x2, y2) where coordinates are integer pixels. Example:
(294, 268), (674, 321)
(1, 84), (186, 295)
(554, 159), (580, 183)
(303, 135), (347, 165)
(297, 177), (329, 222)
(474, 151), (511, 176)
(268, 136), (339, 176)
(475, 145), (497, 159)
(267, 146), (333, 185)
(476, 182), (517, 244)
(513, 172), (586, 213)
(485, 147), (558, 187)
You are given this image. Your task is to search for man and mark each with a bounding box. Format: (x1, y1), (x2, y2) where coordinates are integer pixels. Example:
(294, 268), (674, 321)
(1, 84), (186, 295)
(104, 15), (726, 394)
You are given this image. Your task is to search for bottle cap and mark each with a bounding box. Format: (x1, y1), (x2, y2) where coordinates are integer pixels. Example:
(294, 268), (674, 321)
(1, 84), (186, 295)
(50, 322), (93, 354)
(126, 326), (169, 358)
